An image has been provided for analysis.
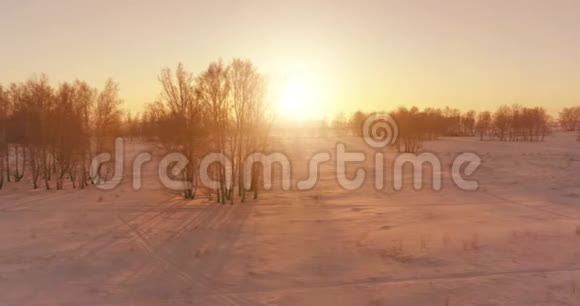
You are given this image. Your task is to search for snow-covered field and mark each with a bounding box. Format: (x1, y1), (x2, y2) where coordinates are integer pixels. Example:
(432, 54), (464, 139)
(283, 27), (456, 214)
(1, 133), (580, 305)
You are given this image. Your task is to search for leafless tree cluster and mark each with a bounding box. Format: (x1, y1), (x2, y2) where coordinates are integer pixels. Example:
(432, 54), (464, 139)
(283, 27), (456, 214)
(330, 112), (349, 136)
(122, 112), (142, 142)
(0, 76), (123, 191)
(474, 111), (492, 140)
(490, 105), (550, 142)
(389, 107), (429, 153)
(347, 111), (367, 137)
(340, 107), (478, 141)
(141, 59), (271, 203)
(559, 106), (580, 132)
(340, 104), (553, 152)
(388, 107), (476, 152)
(335, 107), (478, 153)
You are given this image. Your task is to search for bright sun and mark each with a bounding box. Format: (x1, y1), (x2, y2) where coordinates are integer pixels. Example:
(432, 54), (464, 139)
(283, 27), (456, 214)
(278, 76), (321, 120)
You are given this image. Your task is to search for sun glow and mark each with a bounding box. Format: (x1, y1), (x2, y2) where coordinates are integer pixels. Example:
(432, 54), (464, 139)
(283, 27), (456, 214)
(277, 74), (324, 120)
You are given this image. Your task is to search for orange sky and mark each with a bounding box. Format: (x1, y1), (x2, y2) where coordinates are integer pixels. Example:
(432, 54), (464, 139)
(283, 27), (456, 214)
(1, 0), (579, 118)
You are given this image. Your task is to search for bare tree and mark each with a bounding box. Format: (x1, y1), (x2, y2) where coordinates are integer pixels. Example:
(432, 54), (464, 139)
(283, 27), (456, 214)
(197, 60), (231, 203)
(25, 77), (53, 189)
(475, 111), (492, 141)
(93, 79), (123, 182)
(6, 76), (54, 187)
(72, 81), (97, 189)
(559, 106), (580, 131)
(461, 110), (476, 136)
(493, 105), (512, 141)
(391, 106), (424, 153)
(48, 82), (98, 190)
(123, 112), (141, 142)
(156, 63), (205, 199)
(331, 112), (348, 136)
(0, 85), (9, 189)
(228, 59), (269, 202)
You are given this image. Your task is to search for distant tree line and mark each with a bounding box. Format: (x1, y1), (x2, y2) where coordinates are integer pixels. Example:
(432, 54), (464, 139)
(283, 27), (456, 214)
(477, 105), (550, 142)
(332, 103), (577, 153)
(0, 77), (123, 191)
(559, 106), (580, 132)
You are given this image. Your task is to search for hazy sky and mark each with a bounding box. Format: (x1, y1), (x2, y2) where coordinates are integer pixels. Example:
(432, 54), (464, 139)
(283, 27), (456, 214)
(1, 0), (579, 117)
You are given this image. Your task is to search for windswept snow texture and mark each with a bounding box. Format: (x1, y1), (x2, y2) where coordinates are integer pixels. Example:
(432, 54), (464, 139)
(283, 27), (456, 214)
(1, 133), (580, 306)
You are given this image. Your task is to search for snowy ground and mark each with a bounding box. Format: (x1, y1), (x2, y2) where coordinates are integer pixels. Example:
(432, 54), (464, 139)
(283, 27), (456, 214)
(1, 133), (580, 306)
